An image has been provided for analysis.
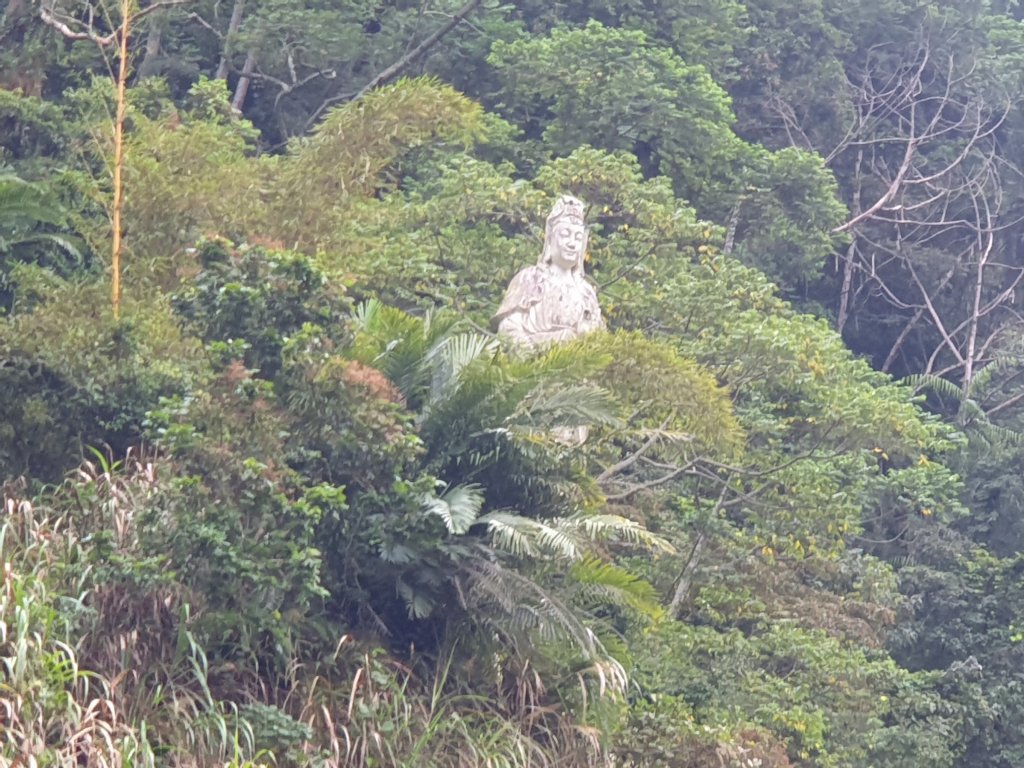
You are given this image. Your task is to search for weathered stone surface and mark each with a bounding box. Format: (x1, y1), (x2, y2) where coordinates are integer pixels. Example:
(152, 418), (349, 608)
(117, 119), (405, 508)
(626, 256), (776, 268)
(492, 195), (604, 348)
(493, 195), (604, 444)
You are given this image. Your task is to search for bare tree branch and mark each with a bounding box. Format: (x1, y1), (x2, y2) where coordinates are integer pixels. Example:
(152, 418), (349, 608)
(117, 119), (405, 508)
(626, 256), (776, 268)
(304, 0), (483, 129)
(596, 416), (674, 483)
(40, 0), (191, 46)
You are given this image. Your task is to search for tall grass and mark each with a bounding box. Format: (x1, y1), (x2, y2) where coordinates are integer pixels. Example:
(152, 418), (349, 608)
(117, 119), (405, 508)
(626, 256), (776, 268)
(1, 476), (157, 766)
(1, 454), (615, 767)
(0, 458), (260, 767)
(291, 641), (609, 767)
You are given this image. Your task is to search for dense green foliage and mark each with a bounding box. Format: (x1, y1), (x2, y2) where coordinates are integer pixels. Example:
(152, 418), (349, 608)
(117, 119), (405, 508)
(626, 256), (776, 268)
(6, 0), (1024, 766)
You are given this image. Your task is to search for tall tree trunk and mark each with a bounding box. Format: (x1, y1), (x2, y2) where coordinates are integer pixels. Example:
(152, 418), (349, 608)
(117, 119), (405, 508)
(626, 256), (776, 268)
(215, 0), (245, 80)
(136, 18), (162, 79)
(669, 532), (707, 618)
(961, 230), (994, 422)
(837, 148), (864, 335)
(231, 49), (256, 111)
(723, 198), (743, 255)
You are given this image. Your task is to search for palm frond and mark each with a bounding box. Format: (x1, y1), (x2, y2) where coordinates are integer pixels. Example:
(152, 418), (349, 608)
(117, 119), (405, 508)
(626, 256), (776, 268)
(461, 559), (621, 671)
(0, 177), (66, 230)
(349, 300), (430, 400)
(510, 383), (621, 430)
(352, 297), (384, 332)
(423, 483), (485, 535)
(478, 510), (673, 561)
(513, 339), (613, 381)
(532, 518), (583, 561)
(476, 511), (539, 558)
(397, 577), (437, 619)
(970, 355), (1024, 393)
(12, 232), (84, 262)
(904, 371), (1024, 446)
(972, 421), (1024, 447)
(563, 514), (675, 554)
(0, 176), (83, 273)
(425, 331), (499, 406)
(476, 511), (583, 561)
(350, 301), (479, 408)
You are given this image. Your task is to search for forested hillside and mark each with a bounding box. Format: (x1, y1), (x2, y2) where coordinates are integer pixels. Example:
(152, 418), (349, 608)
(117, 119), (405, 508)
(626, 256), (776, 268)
(4, 1), (1024, 766)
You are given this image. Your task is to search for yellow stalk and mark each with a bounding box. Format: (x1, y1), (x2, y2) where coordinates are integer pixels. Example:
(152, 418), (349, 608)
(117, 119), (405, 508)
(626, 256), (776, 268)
(111, 0), (131, 319)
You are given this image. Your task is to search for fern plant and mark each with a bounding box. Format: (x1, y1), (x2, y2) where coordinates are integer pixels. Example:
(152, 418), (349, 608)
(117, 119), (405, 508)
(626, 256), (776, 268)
(344, 302), (670, 690)
(906, 361), (1024, 446)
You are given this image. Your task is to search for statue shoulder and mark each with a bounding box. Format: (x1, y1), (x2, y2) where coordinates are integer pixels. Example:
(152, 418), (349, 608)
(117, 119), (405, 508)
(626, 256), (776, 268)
(492, 265), (548, 328)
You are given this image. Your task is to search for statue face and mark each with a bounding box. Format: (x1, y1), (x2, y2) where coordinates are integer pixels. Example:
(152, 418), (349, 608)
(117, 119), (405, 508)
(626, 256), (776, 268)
(551, 222), (585, 269)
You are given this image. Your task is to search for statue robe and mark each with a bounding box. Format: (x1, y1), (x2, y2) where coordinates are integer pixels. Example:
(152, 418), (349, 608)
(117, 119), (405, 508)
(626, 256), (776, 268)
(492, 265), (603, 347)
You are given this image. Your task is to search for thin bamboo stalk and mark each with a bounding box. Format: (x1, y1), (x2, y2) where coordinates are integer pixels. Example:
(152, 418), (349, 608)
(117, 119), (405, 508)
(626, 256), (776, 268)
(111, 0), (131, 319)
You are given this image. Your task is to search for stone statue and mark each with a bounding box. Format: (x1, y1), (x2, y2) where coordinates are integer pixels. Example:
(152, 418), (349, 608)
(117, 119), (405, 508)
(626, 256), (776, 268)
(493, 195), (604, 445)
(492, 195), (604, 347)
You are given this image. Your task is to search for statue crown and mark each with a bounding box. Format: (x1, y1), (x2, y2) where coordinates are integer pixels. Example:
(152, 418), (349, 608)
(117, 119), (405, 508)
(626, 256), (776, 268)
(546, 195), (586, 230)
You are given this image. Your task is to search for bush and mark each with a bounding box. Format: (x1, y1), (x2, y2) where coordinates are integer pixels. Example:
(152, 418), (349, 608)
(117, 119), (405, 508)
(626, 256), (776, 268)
(0, 267), (203, 481)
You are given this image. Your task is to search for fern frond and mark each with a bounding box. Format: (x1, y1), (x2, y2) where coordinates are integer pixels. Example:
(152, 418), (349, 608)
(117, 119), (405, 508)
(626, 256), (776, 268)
(903, 373), (965, 400)
(570, 557), (663, 618)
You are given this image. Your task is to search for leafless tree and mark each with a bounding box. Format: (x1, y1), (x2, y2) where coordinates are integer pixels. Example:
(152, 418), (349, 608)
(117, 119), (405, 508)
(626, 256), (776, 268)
(188, 0), (482, 123)
(767, 31), (1024, 410)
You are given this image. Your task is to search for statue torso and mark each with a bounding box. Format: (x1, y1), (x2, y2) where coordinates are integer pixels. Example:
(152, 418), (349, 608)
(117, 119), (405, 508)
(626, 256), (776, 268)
(494, 265), (603, 347)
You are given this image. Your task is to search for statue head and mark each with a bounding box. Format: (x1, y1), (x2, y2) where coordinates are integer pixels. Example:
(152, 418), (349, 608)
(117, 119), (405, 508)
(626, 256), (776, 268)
(539, 195), (589, 274)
